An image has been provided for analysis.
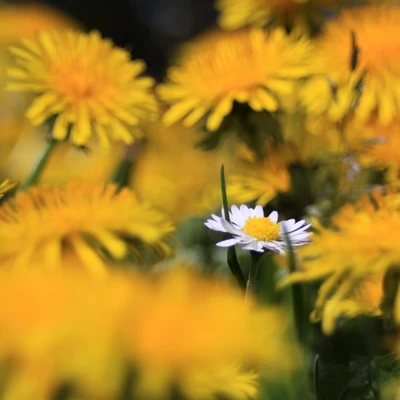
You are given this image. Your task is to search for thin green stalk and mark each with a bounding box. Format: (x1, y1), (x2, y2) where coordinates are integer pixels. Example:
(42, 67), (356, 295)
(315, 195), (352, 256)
(22, 139), (58, 189)
(245, 251), (263, 301)
(220, 165), (245, 290)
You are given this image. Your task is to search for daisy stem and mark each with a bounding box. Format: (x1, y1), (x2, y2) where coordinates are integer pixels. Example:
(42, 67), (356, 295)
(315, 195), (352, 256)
(22, 139), (58, 190)
(245, 251), (263, 300)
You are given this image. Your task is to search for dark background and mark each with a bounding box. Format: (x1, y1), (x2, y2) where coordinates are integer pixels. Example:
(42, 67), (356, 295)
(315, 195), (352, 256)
(9, 0), (217, 80)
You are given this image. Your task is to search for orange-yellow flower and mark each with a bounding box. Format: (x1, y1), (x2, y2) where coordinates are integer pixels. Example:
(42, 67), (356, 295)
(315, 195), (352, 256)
(159, 28), (313, 131)
(8, 30), (157, 148)
(0, 182), (174, 274)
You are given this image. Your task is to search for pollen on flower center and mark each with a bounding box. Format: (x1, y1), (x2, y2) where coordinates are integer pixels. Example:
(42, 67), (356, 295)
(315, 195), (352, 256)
(242, 217), (280, 241)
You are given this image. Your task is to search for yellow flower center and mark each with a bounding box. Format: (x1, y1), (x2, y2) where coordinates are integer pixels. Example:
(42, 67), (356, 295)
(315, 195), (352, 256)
(242, 217), (280, 241)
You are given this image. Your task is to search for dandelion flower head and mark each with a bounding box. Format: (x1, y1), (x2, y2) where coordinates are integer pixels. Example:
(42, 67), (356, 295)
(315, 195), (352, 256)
(300, 6), (400, 125)
(0, 182), (174, 274)
(123, 267), (295, 399)
(159, 28), (313, 131)
(8, 30), (158, 148)
(227, 143), (293, 206)
(0, 270), (137, 400)
(206, 204), (311, 253)
(280, 190), (400, 334)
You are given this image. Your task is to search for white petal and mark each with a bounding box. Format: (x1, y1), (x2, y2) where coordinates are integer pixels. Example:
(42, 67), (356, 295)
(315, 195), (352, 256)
(230, 205), (246, 227)
(255, 205), (264, 218)
(240, 204), (250, 219)
(205, 220), (226, 233)
(242, 241), (264, 252)
(220, 218), (242, 235)
(268, 211), (278, 223)
(262, 242), (283, 253)
(216, 237), (242, 247)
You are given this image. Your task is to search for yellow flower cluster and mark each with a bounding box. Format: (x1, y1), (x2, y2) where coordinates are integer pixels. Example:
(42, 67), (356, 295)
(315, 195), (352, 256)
(280, 190), (400, 334)
(159, 28), (313, 131)
(0, 182), (174, 274)
(0, 267), (295, 400)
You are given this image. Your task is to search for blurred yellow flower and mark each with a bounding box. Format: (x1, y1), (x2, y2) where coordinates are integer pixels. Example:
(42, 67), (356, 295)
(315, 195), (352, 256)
(0, 182), (174, 274)
(300, 6), (400, 124)
(228, 143), (292, 205)
(280, 190), (400, 334)
(8, 30), (157, 148)
(130, 119), (235, 223)
(0, 267), (297, 400)
(159, 28), (313, 131)
(0, 4), (78, 167)
(216, 0), (336, 30)
(0, 3), (78, 43)
(0, 270), (135, 400)
(0, 179), (18, 198)
(123, 267), (295, 399)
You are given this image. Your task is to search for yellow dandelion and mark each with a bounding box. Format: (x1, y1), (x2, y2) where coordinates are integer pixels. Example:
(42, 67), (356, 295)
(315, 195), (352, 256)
(280, 190), (400, 334)
(0, 270), (136, 400)
(300, 6), (400, 125)
(7, 30), (157, 148)
(227, 143), (292, 205)
(0, 182), (174, 274)
(0, 179), (18, 198)
(159, 28), (313, 131)
(345, 118), (400, 172)
(123, 267), (296, 399)
(216, 0), (336, 30)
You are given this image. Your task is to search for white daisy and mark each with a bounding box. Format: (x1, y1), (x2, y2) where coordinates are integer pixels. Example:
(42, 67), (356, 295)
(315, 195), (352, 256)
(205, 204), (311, 253)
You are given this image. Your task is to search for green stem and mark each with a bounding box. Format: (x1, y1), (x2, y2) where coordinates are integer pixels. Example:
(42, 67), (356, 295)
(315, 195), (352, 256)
(245, 251), (263, 301)
(22, 139), (58, 189)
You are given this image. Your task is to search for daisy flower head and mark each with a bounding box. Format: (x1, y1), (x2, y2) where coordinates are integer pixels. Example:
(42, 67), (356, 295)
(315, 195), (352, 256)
(205, 204), (311, 253)
(7, 30), (158, 148)
(158, 28), (313, 132)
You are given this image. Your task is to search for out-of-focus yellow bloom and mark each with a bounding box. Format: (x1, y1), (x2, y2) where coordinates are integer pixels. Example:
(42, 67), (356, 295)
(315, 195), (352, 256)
(0, 182), (174, 274)
(228, 143), (292, 205)
(216, 0), (336, 30)
(0, 270), (135, 400)
(300, 6), (400, 125)
(0, 4), (78, 168)
(0, 4), (78, 43)
(346, 118), (400, 173)
(123, 267), (296, 399)
(8, 30), (157, 148)
(130, 119), (235, 223)
(0, 179), (18, 198)
(0, 267), (297, 400)
(280, 190), (400, 334)
(159, 28), (313, 131)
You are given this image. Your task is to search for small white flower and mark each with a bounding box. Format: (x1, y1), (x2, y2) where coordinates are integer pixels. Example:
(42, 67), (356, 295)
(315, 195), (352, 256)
(205, 204), (311, 253)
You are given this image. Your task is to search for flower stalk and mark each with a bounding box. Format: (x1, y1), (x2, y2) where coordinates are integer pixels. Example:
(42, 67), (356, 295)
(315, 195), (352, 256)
(245, 251), (263, 301)
(22, 138), (58, 189)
